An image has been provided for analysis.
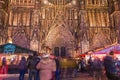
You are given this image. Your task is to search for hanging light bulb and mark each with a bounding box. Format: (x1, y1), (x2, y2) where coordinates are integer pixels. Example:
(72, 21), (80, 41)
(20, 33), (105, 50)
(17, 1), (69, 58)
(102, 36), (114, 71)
(72, 0), (76, 5)
(43, 0), (48, 4)
(8, 36), (12, 43)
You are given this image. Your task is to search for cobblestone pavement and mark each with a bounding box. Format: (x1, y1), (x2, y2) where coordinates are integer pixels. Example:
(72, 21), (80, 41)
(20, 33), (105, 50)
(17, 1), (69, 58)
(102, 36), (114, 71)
(61, 73), (93, 80)
(0, 73), (107, 80)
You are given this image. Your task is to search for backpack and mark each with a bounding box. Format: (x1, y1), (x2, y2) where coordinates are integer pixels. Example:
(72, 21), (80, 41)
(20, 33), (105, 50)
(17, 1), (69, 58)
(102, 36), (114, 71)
(28, 57), (39, 69)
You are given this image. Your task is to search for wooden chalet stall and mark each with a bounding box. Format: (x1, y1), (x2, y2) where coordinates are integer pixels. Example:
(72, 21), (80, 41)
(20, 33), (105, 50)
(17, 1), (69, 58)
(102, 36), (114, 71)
(0, 43), (36, 74)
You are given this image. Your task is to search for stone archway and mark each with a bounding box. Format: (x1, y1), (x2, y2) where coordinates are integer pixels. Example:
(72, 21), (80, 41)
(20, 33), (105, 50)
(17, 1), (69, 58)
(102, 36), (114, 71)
(13, 31), (29, 48)
(45, 23), (75, 55)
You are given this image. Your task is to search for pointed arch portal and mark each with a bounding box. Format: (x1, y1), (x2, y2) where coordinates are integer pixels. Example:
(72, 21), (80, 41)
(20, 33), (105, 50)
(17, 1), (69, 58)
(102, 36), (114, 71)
(45, 23), (75, 56)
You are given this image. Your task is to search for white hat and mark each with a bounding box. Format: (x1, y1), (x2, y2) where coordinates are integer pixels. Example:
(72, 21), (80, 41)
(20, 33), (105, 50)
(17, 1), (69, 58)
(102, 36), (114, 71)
(42, 54), (50, 58)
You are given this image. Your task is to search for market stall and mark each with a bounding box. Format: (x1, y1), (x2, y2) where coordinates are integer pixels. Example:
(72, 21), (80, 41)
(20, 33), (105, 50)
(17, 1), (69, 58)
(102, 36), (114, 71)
(93, 43), (120, 59)
(0, 43), (36, 74)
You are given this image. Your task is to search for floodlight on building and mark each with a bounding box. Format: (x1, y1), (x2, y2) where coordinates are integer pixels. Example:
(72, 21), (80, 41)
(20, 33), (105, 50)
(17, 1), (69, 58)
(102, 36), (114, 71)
(72, 0), (76, 5)
(8, 38), (12, 43)
(43, 0), (48, 4)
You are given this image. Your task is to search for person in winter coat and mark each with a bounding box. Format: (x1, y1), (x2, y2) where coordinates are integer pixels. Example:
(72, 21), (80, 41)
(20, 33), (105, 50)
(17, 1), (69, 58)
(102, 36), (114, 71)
(27, 53), (40, 80)
(0, 57), (8, 74)
(36, 54), (56, 80)
(103, 51), (120, 80)
(19, 56), (27, 80)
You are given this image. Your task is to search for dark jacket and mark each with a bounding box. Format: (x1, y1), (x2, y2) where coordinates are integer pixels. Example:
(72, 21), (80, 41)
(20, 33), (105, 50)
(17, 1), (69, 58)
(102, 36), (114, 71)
(104, 56), (118, 74)
(27, 56), (40, 70)
(19, 57), (27, 70)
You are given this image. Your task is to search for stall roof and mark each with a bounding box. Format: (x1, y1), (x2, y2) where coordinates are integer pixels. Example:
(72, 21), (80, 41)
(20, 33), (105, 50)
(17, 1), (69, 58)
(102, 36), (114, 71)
(0, 43), (36, 54)
(94, 43), (120, 54)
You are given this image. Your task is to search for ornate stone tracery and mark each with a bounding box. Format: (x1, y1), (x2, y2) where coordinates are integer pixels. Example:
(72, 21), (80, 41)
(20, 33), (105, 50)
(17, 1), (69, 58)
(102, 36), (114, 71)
(0, 0), (119, 55)
(46, 23), (74, 49)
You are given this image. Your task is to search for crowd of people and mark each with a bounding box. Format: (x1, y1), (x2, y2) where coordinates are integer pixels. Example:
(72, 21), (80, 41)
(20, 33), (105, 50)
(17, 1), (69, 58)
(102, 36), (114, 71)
(18, 51), (120, 80)
(79, 51), (120, 80)
(18, 52), (57, 80)
(0, 51), (120, 80)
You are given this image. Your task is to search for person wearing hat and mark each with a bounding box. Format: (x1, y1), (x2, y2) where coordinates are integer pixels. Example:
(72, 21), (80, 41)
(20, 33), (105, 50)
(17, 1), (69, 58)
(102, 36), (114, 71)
(36, 53), (56, 80)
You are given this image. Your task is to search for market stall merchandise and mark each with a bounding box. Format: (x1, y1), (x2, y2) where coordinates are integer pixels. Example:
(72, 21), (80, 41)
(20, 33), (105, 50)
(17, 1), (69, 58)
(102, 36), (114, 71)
(0, 43), (36, 74)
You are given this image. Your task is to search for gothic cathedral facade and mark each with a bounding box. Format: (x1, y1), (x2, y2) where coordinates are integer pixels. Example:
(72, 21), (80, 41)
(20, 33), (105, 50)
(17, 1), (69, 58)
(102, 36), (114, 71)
(0, 0), (120, 56)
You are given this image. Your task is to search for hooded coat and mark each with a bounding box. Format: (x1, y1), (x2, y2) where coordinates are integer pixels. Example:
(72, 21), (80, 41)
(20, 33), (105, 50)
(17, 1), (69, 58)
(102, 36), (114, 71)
(36, 58), (56, 80)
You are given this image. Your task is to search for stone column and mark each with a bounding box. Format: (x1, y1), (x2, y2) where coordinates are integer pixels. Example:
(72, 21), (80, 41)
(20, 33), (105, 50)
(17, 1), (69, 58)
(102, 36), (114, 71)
(94, 0), (96, 5)
(111, 11), (120, 43)
(91, 10), (94, 26)
(88, 11), (92, 26)
(0, 0), (4, 9)
(92, 10), (95, 26)
(114, 0), (119, 11)
(101, 11), (105, 26)
(0, 0), (4, 25)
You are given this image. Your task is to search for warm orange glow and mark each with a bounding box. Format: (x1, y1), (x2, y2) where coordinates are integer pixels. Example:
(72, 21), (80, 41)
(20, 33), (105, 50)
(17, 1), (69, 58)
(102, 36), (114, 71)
(43, 0), (48, 4)
(8, 38), (12, 43)
(72, 0), (76, 5)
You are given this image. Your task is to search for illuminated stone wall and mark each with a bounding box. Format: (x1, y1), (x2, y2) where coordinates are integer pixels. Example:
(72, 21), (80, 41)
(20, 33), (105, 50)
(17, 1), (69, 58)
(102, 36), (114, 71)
(0, 0), (119, 54)
(0, 0), (7, 45)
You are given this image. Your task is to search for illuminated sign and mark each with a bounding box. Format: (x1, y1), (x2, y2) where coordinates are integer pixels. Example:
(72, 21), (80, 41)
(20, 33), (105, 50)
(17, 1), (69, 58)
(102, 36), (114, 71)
(4, 44), (16, 54)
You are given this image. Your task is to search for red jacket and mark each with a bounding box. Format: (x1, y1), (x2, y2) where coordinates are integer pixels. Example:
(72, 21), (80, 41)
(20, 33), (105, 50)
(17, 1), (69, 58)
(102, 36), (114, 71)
(0, 65), (8, 74)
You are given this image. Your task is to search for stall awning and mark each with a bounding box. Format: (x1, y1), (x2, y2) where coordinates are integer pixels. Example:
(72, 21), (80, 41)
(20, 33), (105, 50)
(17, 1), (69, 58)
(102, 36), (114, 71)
(94, 43), (120, 54)
(0, 43), (36, 54)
